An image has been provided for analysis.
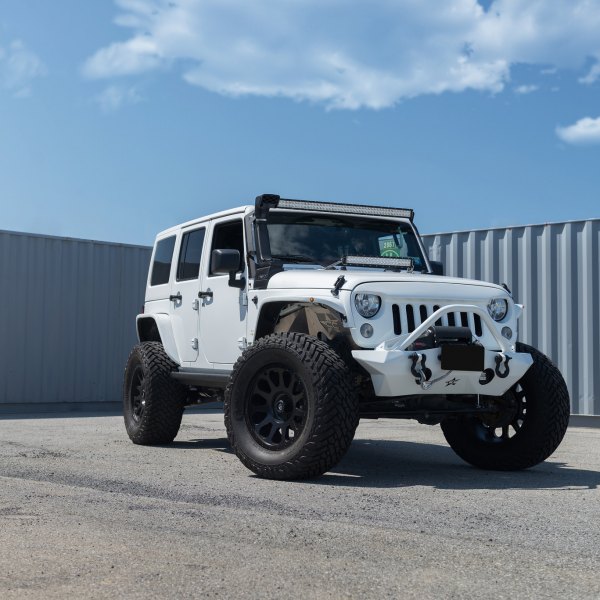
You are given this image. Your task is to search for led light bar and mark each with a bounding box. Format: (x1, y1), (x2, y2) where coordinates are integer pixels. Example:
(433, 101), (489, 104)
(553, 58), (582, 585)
(276, 198), (414, 220)
(344, 256), (414, 269)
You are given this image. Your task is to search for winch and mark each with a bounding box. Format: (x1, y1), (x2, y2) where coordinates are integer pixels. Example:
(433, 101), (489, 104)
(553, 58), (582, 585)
(407, 325), (473, 351)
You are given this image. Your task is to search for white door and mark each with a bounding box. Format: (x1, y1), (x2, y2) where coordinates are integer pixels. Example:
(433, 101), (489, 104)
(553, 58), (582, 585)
(169, 226), (208, 366)
(199, 217), (248, 365)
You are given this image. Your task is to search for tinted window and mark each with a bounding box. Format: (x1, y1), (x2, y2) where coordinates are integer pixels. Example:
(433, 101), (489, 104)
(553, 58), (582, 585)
(150, 236), (176, 286)
(177, 228), (205, 281)
(210, 220), (244, 275)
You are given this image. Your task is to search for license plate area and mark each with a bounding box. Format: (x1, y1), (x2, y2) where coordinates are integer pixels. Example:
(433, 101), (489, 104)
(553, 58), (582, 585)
(440, 344), (484, 372)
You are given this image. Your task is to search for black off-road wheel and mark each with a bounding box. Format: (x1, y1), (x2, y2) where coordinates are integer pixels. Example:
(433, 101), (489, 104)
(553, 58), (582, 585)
(123, 342), (187, 445)
(441, 342), (570, 470)
(224, 332), (359, 480)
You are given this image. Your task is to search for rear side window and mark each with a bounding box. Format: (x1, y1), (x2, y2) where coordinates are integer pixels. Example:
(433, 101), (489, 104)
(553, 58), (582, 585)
(150, 236), (176, 286)
(177, 228), (206, 281)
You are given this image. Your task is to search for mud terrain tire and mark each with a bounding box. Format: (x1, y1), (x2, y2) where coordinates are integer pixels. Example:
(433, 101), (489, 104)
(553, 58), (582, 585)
(123, 342), (186, 445)
(225, 332), (359, 480)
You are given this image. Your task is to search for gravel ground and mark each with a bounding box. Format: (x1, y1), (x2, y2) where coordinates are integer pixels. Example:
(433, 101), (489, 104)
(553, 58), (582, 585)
(1, 410), (599, 599)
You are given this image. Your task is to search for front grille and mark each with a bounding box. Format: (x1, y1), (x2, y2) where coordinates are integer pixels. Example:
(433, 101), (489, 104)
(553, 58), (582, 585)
(391, 303), (483, 337)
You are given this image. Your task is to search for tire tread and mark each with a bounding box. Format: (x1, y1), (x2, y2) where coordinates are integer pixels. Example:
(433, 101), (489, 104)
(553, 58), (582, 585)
(123, 342), (186, 445)
(224, 332), (359, 480)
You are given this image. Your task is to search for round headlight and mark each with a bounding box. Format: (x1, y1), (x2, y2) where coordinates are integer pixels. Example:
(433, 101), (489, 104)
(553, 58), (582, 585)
(487, 298), (508, 322)
(354, 293), (381, 318)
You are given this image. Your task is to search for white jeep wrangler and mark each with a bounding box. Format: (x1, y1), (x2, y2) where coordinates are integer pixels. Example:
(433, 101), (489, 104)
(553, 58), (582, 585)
(123, 194), (570, 480)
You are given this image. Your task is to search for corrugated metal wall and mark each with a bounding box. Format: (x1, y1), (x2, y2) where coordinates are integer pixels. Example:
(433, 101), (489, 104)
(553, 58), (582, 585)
(0, 230), (151, 408)
(422, 219), (600, 416)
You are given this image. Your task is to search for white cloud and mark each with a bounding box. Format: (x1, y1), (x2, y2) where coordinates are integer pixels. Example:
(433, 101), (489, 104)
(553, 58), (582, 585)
(95, 84), (142, 112)
(0, 39), (45, 97)
(514, 84), (538, 95)
(579, 62), (600, 85)
(556, 117), (600, 145)
(83, 0), (600, 109)
(84, 37), (163, 79)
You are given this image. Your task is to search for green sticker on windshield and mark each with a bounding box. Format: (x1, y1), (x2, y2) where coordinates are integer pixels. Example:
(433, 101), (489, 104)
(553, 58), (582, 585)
(380, 239), (402, 257)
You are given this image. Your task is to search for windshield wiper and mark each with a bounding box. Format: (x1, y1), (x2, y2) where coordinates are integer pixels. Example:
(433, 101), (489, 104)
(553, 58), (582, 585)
(324, 258), (345, 270)
(272, 254), (323, 265)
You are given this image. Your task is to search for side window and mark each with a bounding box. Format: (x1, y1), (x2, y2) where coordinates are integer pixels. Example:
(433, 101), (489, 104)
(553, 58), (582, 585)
(150, 236), (176, 286)
(210, 220), (244, 275)
(177, 228), (206, 281)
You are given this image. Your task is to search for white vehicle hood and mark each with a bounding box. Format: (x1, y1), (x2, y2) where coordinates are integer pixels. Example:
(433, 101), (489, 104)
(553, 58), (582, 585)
(266, 269), (506, 296)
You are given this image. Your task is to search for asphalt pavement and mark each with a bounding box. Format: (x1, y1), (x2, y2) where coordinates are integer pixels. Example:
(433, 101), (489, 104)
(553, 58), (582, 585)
(1, 410), (599, 599)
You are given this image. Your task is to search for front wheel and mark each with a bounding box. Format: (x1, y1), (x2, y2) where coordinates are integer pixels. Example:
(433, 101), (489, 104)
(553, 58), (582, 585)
(224, 333), (359, 480)
(441, 343), (570, 470)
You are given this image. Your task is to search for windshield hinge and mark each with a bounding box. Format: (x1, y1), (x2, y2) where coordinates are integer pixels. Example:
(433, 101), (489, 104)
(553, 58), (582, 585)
(331, 275), (346, 297)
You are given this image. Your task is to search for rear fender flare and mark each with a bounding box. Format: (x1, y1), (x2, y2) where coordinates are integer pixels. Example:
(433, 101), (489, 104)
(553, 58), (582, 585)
(136, 314), (181, 365)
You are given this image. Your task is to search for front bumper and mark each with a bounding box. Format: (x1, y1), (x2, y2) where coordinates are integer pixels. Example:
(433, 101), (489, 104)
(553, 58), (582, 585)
(352, 304), (533, 397)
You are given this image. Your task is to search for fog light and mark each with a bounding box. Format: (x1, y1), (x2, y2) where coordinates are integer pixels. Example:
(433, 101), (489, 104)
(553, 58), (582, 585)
(501, 326), (513, 339)
(360, 323), (374, 338)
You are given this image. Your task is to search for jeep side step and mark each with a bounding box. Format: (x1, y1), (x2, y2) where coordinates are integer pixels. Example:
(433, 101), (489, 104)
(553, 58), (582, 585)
(171, 369), (231, 389)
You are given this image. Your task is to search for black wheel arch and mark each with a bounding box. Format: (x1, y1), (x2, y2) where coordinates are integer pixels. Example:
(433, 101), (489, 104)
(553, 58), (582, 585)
(137, 317), (161, 343)
(254, 301), (348, 341)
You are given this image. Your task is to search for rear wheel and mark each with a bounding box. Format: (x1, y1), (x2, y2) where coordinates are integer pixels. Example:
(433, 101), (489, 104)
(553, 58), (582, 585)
(123, 342), (186, 445)
(441, 343), (570, 470)
(225, 332), (359, 480)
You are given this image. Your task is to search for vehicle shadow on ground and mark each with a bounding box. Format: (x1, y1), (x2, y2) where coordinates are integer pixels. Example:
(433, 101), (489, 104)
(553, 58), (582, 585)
(317, 438), (600, 491)
(169, 438), (231, 450)
(171, 435), (600, 491)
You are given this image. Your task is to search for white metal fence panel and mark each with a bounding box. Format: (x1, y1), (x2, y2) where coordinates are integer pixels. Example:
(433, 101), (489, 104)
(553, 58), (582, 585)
(423, 219), (600, 416)
(0, 230), (151, 408)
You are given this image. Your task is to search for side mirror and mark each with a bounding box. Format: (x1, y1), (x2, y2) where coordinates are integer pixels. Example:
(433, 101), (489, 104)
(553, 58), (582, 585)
(429, 260), (444, 276)
(211, 249), (245, 289)
(211, 249), (241, 274)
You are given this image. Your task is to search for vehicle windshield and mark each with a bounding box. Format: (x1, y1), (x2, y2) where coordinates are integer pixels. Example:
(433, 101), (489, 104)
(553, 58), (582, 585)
(266, 211), (426, 270)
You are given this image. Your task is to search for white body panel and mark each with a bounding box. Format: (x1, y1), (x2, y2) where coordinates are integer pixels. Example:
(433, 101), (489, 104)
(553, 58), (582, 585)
(169, 223), (208, 366)
(198, 215), (248, 365)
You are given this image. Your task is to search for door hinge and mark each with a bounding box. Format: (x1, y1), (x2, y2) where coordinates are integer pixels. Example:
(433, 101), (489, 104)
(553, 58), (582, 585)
(191, 338), (199, 350)
(241, 292), (248, 307)
(192, 298), (200, 311)
(238, 337), (248, 350)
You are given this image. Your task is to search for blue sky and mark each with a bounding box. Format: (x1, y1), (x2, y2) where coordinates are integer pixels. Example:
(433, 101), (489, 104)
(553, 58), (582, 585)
(1, 0), (599, 246)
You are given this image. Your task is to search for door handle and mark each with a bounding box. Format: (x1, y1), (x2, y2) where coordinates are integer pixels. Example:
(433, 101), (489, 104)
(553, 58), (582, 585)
(198, 290), (214, 299)
(169, 292), (182, 302)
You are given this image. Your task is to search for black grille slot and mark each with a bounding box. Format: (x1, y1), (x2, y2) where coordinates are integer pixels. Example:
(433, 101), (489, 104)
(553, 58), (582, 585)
(392, 304), (483, 338)
(474, 314), (483, 337)
(406, 305), (415, 332)
(392, 304), (401, 335)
